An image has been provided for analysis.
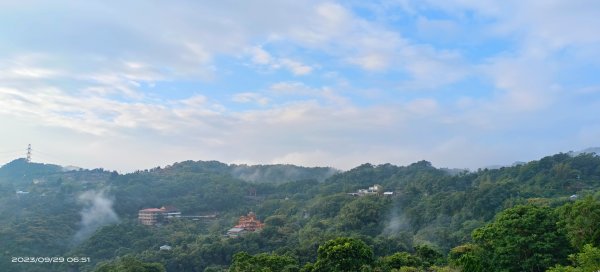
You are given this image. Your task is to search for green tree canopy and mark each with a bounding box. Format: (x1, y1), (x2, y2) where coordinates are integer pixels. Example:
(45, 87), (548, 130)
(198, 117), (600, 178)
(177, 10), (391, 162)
(547, 244), (600, 272)
(448, 243), (485, 272)
(230, 252), (299, 272)
(380, 251), (422, 270)
(94, 256), (165, 272)
(558, 196), (600, 250)
(472, 205), (571, 272)
(312, 237), (374, 272)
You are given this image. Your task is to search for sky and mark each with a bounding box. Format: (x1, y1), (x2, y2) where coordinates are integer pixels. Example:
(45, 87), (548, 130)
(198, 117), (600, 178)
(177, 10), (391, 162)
(1, 0), (599, 172)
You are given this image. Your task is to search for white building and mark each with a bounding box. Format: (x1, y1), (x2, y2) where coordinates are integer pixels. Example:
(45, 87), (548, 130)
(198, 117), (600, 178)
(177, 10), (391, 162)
(226, 227), (247, 238)
(159, 245), (172, 251)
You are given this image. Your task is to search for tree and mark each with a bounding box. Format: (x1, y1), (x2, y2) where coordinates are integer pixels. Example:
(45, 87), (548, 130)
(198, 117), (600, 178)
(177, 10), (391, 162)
(94, 256), (165, 272)
(380, 252), (422, 270)
(337, 196), (388, 234)
(414, 244), (444, 267)
(229, 252), (299, 272)
(312, 237), (374, 272)
(558, 196), (600, 250)
(547, 244), (600, 272)
(472, 205), (571, 272)
(448, 244), (485, 272)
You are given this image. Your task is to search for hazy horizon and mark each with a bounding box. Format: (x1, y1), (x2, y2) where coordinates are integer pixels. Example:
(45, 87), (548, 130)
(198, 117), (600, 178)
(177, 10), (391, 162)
(3, 146), (599, 174)
(1, 1), (599, 172)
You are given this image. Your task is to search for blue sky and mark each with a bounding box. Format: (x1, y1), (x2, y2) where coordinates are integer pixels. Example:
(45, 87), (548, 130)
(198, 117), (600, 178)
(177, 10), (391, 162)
(1, 0), (599, 172)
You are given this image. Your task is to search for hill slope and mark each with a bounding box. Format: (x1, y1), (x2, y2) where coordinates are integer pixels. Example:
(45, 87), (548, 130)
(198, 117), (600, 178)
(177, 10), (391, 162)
(0, 152), (599, 271)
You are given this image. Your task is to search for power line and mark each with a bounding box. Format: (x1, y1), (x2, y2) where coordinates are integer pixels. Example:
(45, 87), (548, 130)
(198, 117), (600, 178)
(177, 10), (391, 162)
(0, 149), (24, 155)
(32, 148), (72, 166)
(0, 145), (73, 166)
(0, 147), (27, 163)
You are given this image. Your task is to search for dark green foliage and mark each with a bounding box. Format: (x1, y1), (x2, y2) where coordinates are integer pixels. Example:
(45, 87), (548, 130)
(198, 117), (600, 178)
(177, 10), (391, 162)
(230, 252), (299, 272)
(230, 164), (337, 183)
(558, 196), (600, 250)
(311, 237), (374, 272)
(94, 255), (165, 272)
(448, 244), (485, 272)
(156, 160), (337, 184)
(0, 159), (62, 183)
(547, 244), (600, 272)
(414, 244), (444, 267)
(472, 205), (572, 272)
(337, 196), (390, 234)
(72, 223), (157, 261)
(380, 252), (422, 270)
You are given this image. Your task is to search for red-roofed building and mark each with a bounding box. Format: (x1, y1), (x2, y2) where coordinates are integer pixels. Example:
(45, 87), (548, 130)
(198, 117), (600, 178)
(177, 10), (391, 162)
(234, 212), (264, 231)
(227, 212), (264, 237)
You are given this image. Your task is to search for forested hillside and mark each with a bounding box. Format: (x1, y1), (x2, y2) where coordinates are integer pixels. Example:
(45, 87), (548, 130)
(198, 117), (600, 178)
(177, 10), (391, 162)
(1, 152), (600, 271)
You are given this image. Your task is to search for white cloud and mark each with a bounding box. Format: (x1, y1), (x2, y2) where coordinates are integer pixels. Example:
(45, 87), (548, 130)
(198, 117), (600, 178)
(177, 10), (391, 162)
(0, 86), (228, 137)
(288, 2), (353, 46)
(0, 0), (598, 173)
(348, 54), (389, 71)
(268, 81), (349, 106)
(409, 0), (600, 56)
(0, 55), (65, 81)
(246, 46), (314, 76)
(405, 98), (438, 115)
(270, 81), (315, 94)
(280, 59), (313, 75)
(416, 16), (460, 40)
(178, 95), (208, 108)
(249, 46), (272, 65)
(232, 92), (270, 106)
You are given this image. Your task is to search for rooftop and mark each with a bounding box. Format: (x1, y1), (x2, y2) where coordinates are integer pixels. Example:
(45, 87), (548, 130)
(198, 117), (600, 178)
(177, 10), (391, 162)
(140, 208), (165, 212)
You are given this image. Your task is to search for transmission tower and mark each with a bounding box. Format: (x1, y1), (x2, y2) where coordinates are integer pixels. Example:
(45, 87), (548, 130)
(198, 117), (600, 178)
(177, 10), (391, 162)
(26, 144), (32, 162)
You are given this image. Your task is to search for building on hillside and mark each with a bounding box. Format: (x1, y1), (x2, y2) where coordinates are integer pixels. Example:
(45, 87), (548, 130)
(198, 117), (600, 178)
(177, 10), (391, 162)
(138, 206), (181, 226)
(570, 194), (579, 201)
(159, 245), (172, 251)
(226, 227), (247, 238)
(179, 214), (218, 222)
(348, 184), (390, 196)
(32, 178), (46, 184)
(226, 212), (264, 237)
(161, 206), (182, 219)
(139, 208), (164, 226)
(235, 212), (264, 231)
(368, 184), (383, 194)
(16, 190), (30, 199)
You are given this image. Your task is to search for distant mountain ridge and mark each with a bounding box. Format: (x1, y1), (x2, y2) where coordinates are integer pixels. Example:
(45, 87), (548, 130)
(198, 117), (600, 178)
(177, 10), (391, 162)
(2, 146), (598, 184)
(480, 147), (599, 170)
(0, 158), (62, 180)
(5, 146), (600, 184)
(160, 160), (339, 183)
(569, 147), (600, 156)
(0, 158), (339, 185)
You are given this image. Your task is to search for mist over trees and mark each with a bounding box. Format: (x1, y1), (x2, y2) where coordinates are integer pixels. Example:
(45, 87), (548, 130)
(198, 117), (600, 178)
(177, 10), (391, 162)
(1, 152), (600, 271)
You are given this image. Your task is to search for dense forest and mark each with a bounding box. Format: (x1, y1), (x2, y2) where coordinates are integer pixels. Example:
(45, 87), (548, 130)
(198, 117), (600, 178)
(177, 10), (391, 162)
(1, 151), (600, 271)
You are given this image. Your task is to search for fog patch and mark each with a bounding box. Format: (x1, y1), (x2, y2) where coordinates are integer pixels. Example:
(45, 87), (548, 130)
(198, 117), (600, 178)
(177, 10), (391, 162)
(73, 190), (119, 243)
(383, 201), (412, 236)
(230, 164), (338, 183)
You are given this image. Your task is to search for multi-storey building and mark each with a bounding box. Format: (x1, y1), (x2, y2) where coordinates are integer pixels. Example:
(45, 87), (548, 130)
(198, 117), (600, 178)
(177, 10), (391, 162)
(226, 212), (264, 237)
(138, 206), (181, 226)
